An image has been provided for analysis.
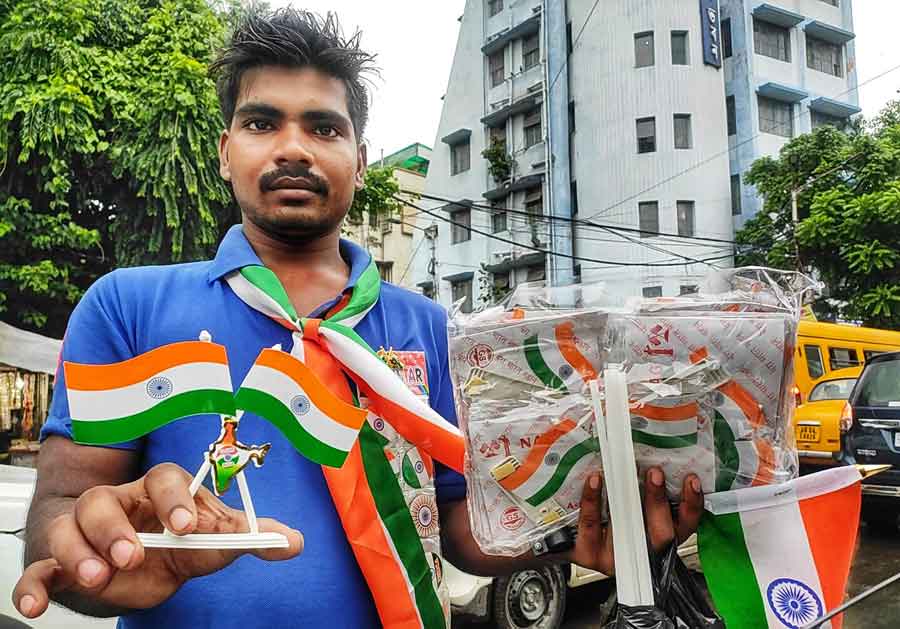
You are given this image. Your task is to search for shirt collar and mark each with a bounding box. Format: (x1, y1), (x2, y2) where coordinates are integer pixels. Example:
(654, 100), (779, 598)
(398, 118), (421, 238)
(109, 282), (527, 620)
(207, 224), (373, 292)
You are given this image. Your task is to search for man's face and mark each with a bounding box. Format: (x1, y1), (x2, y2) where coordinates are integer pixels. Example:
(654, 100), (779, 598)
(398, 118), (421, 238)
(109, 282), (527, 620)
(218, 65), (367, 242)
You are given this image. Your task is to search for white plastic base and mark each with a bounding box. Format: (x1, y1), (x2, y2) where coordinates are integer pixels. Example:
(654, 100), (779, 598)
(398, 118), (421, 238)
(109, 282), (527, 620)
(137, 532), (289, 550)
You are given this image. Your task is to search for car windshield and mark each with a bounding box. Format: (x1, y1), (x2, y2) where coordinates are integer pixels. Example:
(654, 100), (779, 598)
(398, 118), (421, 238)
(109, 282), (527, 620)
(855, 358), (900, 407)
(808, 378), (858, 401)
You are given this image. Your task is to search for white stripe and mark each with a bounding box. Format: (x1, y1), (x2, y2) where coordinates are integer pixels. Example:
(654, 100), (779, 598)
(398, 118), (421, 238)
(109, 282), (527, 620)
(334, 300), (377, 329)
(374, 517), (425, 628)
(741, 498), (830, 629)
(240, 364), (359, 452)
(714, 394), (753, 439)
(514, 436), (595, 501)
(706, 466), (861, 515)
(630, 416), (697, 437)
(533, 336), (584, 391)
(319, 327), (462, 437)
(226, 272), (298, 328)
(67, 362), (232, 421)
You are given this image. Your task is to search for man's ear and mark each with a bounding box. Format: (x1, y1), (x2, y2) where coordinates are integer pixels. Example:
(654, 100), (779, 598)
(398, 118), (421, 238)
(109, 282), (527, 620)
(355, 142), (368, 190)
(218, 130), (232, 182)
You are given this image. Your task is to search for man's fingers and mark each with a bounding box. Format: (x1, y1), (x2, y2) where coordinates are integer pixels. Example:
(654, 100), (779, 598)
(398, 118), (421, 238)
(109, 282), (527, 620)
(643, 467), (675, 551)
(75, 486), (145, 571)
(13, 558), (60, 619)
(578, 472), (604, 534)
(142, 463), (198, 534)
(248, 518), (304, 561)
(675, 474), (704, 544)
(47, 512), (114, 592)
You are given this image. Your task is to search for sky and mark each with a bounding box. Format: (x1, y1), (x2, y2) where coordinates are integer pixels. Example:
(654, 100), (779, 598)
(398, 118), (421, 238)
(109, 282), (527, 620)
(276, 1), (900, 158)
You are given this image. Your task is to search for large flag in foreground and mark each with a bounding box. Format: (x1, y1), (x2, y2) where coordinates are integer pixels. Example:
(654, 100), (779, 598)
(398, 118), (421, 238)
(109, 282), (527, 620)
(698, 466), (861, 629)
(65, 341), (237, 444)
(234, 347), (368, 467)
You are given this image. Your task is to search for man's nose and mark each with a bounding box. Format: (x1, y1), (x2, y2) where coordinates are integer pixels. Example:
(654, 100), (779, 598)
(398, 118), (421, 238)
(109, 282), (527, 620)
(274, 124), (315, 165)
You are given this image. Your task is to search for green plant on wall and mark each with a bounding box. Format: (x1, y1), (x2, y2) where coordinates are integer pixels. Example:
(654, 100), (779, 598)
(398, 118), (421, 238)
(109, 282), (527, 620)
(482, 138), (514, 183)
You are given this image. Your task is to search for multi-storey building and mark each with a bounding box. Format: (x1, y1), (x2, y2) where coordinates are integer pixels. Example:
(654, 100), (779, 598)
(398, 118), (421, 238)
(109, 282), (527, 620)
(414, 0), (858, 311)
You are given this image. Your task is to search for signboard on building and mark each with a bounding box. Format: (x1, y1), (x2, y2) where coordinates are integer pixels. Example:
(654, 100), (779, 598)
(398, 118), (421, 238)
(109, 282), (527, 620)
(700, 0), (722, 68)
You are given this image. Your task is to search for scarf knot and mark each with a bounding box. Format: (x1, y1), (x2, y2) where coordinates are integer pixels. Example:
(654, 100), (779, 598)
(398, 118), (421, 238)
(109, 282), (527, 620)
(300, 317), (324, 346)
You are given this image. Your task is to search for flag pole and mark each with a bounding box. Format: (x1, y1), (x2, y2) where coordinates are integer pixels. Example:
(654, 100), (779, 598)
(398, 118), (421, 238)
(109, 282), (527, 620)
(802, 570), (900, 629)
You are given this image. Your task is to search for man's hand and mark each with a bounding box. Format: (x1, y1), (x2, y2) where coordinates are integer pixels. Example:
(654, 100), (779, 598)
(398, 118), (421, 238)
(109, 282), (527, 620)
(564, 467), (703, 575)
(13, 463), (303, 619)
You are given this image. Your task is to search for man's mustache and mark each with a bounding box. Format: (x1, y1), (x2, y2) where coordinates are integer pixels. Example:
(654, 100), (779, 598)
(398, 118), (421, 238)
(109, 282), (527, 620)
(259, 165), (329, 195)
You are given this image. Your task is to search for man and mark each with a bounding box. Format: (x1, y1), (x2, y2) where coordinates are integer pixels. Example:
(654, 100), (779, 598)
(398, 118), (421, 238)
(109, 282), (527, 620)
(13, 8), (703, 628)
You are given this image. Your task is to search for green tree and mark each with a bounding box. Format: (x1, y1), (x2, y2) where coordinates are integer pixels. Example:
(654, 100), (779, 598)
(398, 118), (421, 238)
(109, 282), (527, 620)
(736, 105), (900, 327)
(347, 165), (404, 225)
(0, 0), (237, 337)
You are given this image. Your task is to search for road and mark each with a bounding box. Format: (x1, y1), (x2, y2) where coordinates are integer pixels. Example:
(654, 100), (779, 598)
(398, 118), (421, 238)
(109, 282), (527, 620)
(561, 520), (900, 628)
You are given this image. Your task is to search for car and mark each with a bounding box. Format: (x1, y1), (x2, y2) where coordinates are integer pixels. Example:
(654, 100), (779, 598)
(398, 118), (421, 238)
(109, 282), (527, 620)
(0, 464), (116, 629)
(446, 535), (699, 628)
(840, 351), (900, 532)
(793, 366), (861, 468)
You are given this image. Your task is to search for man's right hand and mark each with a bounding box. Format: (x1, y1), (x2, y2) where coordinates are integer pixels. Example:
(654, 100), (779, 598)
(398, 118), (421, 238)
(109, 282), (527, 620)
(13, 462), (303, 619)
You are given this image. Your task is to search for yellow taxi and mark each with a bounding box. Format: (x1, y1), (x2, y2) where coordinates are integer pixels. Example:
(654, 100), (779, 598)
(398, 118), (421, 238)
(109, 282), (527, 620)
(793, 366), (862, 467)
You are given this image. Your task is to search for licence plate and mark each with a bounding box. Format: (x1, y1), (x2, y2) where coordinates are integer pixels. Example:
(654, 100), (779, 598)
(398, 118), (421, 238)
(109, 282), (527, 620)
(797, 425), (820, 443)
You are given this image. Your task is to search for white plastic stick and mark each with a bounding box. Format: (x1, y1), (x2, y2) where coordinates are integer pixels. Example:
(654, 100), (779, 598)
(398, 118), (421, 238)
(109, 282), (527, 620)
(137, 532), (288, 550)
(189, 458), (211, 497)
(236, 470), (259, 535)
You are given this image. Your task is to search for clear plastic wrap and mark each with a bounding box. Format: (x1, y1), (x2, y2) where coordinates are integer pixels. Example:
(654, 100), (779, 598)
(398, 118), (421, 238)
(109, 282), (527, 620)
(450, 268), (818, 557)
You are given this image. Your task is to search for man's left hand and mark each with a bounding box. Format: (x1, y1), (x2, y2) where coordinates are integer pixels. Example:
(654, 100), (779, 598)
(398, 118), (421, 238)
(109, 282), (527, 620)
(563, 467), (703, 575)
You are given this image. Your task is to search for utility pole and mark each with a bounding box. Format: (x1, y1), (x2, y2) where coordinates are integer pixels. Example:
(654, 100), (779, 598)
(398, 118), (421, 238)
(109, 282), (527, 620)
(425, 224), (438, 302)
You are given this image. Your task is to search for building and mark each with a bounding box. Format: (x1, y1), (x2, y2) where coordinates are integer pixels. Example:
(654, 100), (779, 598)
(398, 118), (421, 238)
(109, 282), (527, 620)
(722, 0), (859, 227)
(344, 143), (432, 289)
(414, 0), (858, 311)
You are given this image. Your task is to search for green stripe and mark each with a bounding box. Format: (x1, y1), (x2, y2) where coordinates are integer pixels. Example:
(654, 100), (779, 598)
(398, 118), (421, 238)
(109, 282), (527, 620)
(72, 390), (236, 445)
(526, 438), (599, 506)
(234, 388), (348, 468)
(523, 334), (566, 391)
(359, 423), (445, 628)
(631, 430), (698, 449)
(714, 411), (739, 492)
(240, 266), (298, 322)
(698, 511), (767, 629)
(402, 454), (423, 489)
(330, 259), (381, 323)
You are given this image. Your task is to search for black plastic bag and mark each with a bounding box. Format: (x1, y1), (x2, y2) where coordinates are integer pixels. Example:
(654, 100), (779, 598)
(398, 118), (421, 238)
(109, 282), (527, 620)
(604, 543), (724, 629)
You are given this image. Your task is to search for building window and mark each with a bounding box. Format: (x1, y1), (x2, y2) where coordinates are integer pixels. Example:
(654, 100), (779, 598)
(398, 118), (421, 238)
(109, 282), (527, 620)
(635, 31), (655, 68)
(523, 32), (540, 70)
(758, 96), (793, 138)
(806, 36), (843, 77)
(487, 0), (503, 17)
(489, 50), (505, 87)
(376, 261), (393, 283)
(726, 96), (737, 136)
(642, 286), (663, 298)
(731, 174), (742, 215)
(491, 208), (508, 233)
(812, 110), (848, 130)
(677, 201), (695, 237)
(489, 126), (507, 153)
(421, 283), (435, 300)
(754, 19), (791, 62)
(526, 265), (546, 282)
(450, 141), (470, 175)
(819, 0), (838, 6)
(671, 31), (689, 65)
(451, 279), (473, 313)
(492, 272), (511, 301)
(368, 210), (379, 228)
(679, 285), (698, 295)
(636, 117), (656, 153)
(450, 207), (471, 244)
(525, 188), (543, 223)
(674, 114), (693, 149)
(638, 201), (659, 238)
(722, 19), (733, 59)
(524, 109), (542, 148)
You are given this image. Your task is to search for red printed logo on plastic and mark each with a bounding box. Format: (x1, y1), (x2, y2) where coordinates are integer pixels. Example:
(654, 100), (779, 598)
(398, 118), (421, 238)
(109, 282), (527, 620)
(467, 344), (494, 368)
(500, 507), (525, 531)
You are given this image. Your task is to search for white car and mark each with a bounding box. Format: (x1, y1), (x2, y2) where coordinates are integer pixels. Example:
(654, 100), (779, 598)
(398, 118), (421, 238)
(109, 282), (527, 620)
(445, 536), (700, 629)
(0, 464), (116, 629)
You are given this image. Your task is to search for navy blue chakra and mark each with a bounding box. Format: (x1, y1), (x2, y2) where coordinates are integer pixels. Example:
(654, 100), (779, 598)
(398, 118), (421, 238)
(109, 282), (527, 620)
(146, 377), (174, 400)
(766, 578), (823, 629)
(290, 395), (311, 416)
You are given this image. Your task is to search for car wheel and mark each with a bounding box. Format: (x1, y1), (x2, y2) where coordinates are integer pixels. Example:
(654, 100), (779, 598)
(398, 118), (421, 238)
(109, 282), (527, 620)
(862, 505), (899, 535)
(491, 565), (566, 629)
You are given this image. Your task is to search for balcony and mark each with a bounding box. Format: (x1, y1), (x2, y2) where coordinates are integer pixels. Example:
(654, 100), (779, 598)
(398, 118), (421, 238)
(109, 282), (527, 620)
(482, 93), (543, 129)
(482, 11), (540, 56)
(483, 173), (544, 202)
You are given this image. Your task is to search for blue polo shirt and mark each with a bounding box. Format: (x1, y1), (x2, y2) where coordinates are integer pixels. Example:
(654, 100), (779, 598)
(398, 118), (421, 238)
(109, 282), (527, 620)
(41, 225), (465, 629)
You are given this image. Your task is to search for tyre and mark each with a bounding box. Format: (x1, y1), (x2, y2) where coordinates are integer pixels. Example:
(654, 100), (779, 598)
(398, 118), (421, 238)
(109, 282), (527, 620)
(491, 565), (567, 629)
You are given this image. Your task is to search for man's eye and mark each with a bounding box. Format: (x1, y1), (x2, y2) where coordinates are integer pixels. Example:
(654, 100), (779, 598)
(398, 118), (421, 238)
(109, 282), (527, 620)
(314, 125), (340, 137)
(245, 120), (274, 131)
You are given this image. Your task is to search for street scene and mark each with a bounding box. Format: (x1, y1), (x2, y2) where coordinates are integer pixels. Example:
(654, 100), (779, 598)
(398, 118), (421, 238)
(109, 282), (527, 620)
(1, 0), (900, 628)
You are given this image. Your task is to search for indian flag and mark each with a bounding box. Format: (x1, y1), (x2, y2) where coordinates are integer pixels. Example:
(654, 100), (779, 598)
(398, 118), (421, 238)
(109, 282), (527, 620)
(699, 466), (861, 629)
(65, 341), (237, 445)
(234, 348), (367, 468)
(401, 446), (434, 489)
(713, 411), (778, 491)
(630, 401), (699, 449)
(522, 322), (597, 393)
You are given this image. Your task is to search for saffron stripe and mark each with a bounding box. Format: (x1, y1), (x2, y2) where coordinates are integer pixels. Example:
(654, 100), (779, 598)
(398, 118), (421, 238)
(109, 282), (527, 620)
(631, 402), (699, 422)
(71, 389), (236, 445)
(525, 437), (600, 506)
(523, 334), (566, 391)
(720, 380), (766, 428)
(64, 342), (228, 391)
(498, 419), (577, 491)
(555, 323), (597, 382)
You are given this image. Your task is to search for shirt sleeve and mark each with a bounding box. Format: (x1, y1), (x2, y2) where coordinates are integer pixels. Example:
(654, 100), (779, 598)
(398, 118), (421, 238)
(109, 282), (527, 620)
(41, 271), (143, 450)
(430, 309), (467, 504)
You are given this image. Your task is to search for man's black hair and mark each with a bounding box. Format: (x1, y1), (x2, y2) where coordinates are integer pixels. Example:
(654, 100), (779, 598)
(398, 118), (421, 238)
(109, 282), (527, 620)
(210, 7), (377, 139)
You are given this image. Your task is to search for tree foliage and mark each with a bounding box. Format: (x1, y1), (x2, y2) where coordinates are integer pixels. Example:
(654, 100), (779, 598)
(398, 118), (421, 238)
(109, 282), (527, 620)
(735, 105), (900, 328)
(347, 165), (404, 224)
